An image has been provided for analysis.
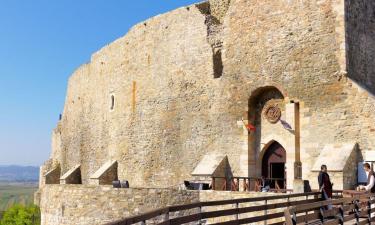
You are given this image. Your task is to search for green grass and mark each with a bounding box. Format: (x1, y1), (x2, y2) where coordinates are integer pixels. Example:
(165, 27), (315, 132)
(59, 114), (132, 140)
(0, 184), (37, 212)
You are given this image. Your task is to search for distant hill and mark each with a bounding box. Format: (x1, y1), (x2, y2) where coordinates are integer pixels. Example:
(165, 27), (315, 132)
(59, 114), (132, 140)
(0, 165), (39, 182)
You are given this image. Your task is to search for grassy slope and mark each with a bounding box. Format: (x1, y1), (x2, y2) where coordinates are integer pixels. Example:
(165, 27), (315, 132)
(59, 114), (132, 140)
(0, 183), (38, 211)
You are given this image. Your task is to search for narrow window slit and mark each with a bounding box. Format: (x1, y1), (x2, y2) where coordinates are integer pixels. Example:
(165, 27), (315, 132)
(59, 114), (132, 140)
(110, 95), (115, 110)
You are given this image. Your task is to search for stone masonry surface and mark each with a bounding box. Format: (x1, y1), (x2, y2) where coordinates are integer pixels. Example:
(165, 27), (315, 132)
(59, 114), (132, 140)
(39, 0), (375, 224)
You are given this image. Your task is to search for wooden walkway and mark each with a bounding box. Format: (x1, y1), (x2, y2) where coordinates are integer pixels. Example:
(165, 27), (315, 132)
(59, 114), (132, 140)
(105, 191), (344, 225)
(284, 193), (375, 225)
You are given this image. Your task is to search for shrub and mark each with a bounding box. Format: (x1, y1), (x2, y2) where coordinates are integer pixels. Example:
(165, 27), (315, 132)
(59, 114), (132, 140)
(0, 204), (40, 225)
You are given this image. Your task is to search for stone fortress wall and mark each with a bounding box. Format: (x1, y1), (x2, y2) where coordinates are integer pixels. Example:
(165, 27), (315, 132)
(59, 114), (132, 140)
(39, 185), (199, 225)
(39, 185), (284, 225)
(38, 0), (375, 224)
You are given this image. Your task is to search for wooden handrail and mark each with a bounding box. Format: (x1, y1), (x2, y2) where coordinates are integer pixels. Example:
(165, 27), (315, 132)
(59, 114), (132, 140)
(105, 191), (327, 225)
(212, 176), (287, 192)
(284, 192), (375, 225)
(105, 190), (346, 225)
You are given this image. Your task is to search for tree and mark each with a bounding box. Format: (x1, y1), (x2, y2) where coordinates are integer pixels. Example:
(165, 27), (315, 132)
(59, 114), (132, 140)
(0, 204), (40, 225)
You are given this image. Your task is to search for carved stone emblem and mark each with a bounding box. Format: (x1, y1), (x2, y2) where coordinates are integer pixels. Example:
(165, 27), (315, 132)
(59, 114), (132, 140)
(263, 103), (281, 124)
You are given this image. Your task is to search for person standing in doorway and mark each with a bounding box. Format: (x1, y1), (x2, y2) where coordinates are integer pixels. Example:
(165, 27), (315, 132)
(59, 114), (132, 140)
(318, 165), (333, 202)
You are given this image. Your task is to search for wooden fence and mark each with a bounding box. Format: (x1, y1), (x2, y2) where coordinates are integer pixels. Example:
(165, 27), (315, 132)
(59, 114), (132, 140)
(106, 191), (344, 225)
(211, 176), (288, 192)
(284, 193), (375, 225)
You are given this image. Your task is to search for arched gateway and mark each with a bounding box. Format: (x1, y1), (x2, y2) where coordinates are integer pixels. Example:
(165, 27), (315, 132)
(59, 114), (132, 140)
(261, 141), (286, 189)
(247, 86), (286, 180)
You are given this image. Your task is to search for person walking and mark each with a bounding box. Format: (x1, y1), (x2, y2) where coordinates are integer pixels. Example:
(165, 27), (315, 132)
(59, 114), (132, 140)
(318, 164), (333, 209)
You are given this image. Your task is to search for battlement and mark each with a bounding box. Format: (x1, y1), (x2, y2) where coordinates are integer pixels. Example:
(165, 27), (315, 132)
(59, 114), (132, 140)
(39, 0), (375, 224)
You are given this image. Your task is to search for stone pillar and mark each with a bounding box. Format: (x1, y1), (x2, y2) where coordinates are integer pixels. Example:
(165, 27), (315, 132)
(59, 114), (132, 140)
(294, 102), (302, 179)
(236, 118), (252, 178)
(246, 119), (257, 178)
(285, 102), (304, 192)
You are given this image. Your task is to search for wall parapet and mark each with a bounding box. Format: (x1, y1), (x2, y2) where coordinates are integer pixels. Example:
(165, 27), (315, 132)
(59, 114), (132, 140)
(89, 160), (118, 185)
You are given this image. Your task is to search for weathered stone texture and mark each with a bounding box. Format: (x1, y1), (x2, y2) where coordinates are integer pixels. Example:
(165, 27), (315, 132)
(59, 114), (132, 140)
(89, 160), (118, 185)
(39, 185), (285, 225)
(39, 0), (375, 223)
(39, 185), (200, 225)
(208, 0), (231, 23)
(346, 0), (375, 95)
(60, 165), (81, 184)
(39, 159), (60, 187)
(42, 0), (375, 189)
(44, 166), (61, 185)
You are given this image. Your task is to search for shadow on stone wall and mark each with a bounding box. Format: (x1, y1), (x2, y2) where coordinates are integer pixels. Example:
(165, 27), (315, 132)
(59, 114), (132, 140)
(345, 0), (375, 95)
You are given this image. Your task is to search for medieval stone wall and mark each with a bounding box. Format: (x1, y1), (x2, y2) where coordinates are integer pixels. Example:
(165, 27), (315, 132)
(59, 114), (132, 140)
(39, 185), (200, 225)
(39, 185), (286, 225)
(44, 0), (375, 191)
(38, 1), (375, 224)
(219, 0), (375, 188)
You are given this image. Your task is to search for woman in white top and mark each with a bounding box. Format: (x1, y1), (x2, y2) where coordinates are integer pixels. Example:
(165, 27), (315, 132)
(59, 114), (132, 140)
(358, 163), (375, 193)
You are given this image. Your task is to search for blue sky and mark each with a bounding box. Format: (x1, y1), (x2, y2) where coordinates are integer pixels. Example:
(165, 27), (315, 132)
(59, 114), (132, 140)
(0, 0), (200, 166)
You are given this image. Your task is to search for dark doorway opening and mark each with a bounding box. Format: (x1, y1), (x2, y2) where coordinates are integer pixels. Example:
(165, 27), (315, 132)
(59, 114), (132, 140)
(262, 142), (286, 189)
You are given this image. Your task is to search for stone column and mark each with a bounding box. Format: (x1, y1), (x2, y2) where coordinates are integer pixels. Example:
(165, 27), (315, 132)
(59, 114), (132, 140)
(285, 102), (304, 192)
(293, 102), (304, 192)
(238, 117), (256, 178)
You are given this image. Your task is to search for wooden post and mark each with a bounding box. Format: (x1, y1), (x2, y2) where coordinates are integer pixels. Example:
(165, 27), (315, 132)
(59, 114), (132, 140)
(354, 200), (360, 224)
(222, 179), (227, 191)
(231, 178), (235, 191)
(294, 102), (302, 180)
(199, 206), (202, 225)
(368, 199), (371, 224)
(164, 208), (169, 222)
(284, 208), (296, 225)
(338, 205), (344, 225)
(305, 195), (308, 217)
(264, 199), (268, 225)
(235, 202), (239, 220)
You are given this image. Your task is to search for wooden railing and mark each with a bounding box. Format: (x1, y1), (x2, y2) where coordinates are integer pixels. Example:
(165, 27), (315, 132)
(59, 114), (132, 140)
(105, 191), (334, 225)
(211, 176), (289, 192)
(284, 193), (375, 225)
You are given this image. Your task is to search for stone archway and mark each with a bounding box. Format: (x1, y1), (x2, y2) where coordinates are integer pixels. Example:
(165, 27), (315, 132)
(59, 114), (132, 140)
(247, 86), (285, 178)
(261, 141), (286, 189)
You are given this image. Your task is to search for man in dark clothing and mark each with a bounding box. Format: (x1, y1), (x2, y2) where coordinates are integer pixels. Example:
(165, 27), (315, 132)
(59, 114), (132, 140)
(318, 165), (333, 200)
